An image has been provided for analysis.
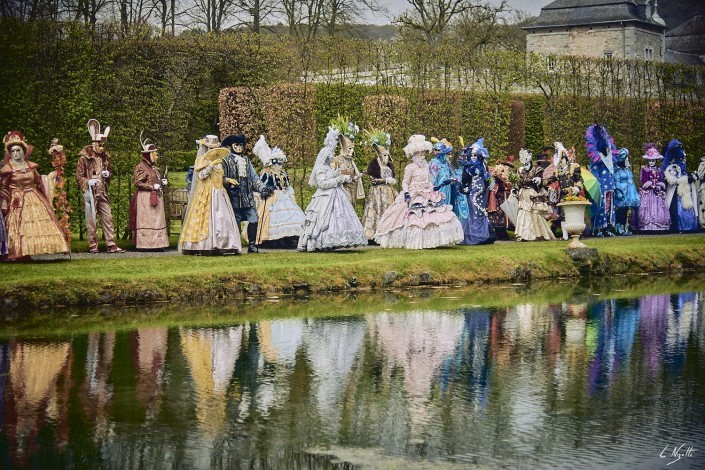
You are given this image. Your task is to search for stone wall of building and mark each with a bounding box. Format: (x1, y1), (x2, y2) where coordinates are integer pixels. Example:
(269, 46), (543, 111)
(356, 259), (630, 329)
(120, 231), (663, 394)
(527, 24), (664, 62)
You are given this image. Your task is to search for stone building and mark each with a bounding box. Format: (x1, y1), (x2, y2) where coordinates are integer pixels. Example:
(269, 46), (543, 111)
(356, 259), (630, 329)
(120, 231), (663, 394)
(665, 14), (705, 64)
(524, 0), (668, 62)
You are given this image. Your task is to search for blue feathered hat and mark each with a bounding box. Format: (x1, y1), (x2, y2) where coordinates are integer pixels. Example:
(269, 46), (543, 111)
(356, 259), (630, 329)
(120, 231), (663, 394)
(432, 138), (453, 155)
(661, 139), (686, 173)
(464, 138), (489, 160)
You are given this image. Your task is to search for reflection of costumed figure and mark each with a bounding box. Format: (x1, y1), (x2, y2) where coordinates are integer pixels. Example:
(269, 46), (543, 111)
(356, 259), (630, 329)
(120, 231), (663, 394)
(303, 318), (366, 436)
(131, 328), (168, 419)
(698, 155), (705, 229)
(221, 134), (273, 253)
(515, 149), (555, 241)
(613, 148), (640, 236)
(374, 135), (463, 249)
(361, 129), (398, 241)
(585, 123), (617, 236)
(81, 332), (116, 443)
(297, 127), (367, 252)
(368, 311), (464, 439)
(180, 326), (243, 460)
(549, 143), (585, 239)
(661, 139), (698, 232)
(252, 135), (304, 246)
(1, 131), (69, 259)
(256, 318), (305, 415)
(430, 138), (466, 222)
(6, 340), (72, 467)
(638, 144), (670, 232)
(459, 138), (496, 245)
(330, 118), (364, 207)
(46, 139), (72, 246)
(179, 135), (242, 255)
(487, 156), (515, 240)
(76, 120), (126, 253)
(639, 295), (668, 379)
(129, 134), (169, 250)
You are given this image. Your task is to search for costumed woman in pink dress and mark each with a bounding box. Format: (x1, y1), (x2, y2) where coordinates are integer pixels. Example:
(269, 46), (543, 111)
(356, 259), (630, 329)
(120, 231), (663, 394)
(374, 135), (463, 249)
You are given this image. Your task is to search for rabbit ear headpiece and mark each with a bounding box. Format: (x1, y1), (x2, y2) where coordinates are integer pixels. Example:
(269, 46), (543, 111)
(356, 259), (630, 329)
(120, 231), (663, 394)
(88, 119), (110, 143)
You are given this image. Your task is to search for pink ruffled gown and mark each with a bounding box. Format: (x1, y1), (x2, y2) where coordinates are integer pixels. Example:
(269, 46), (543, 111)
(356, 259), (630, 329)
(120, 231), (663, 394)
(374, 159), (463, 249)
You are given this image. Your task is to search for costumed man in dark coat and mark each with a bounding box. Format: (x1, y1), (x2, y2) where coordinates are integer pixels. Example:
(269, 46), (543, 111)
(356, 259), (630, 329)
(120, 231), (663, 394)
(221, 134), (273, 253)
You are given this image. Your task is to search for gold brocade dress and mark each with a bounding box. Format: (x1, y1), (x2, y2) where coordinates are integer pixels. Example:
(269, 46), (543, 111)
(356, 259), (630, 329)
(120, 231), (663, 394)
(179, 149), (242, 254)
(0, 161), (69, 258)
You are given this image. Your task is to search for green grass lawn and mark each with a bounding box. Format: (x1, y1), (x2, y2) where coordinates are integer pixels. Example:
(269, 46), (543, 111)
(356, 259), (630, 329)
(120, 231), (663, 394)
(2, 234), (704, 311)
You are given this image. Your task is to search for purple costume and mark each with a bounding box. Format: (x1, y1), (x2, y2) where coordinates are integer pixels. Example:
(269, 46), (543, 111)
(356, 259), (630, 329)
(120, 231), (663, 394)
(637, 144), (670, 231)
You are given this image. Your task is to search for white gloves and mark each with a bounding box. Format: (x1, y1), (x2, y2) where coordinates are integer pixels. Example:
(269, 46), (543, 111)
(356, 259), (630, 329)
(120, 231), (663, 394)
(88, 178), (99, 187)
(642, 181), (652, 189)
(198, 166), (212, 179)
(341, 175), (352, 184)
(154, 183), (161, 190)
(572, 187), (580, 195)
(532, 177), (542, 185)
(386, 177), (396, 185)
(102, 170), (110, 178)
(161, 178), (168, 186)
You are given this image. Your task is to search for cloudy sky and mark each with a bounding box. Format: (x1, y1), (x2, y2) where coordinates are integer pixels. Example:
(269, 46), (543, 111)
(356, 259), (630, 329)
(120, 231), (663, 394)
(365, 0), (553, 24)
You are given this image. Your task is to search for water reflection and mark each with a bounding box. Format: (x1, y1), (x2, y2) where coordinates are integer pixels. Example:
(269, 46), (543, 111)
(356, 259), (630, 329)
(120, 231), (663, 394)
(2, 291), (704, 468)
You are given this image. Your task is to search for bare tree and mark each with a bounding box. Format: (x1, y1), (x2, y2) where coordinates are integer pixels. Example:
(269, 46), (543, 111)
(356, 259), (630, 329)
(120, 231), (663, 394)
(62, 0), (111, 26)
(232, 0), (278, 33)
(396, 0), (507, 44)
(115, 0), (157, 35)
(322, 0), (383, 36)
(1, 0), (62, 20)
(183, 0), (239, 32)
(280, 0), (324, 39)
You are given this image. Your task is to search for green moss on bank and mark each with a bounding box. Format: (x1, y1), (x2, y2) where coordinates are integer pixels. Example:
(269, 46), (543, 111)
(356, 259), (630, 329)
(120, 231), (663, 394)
(1, 234), (704, 311)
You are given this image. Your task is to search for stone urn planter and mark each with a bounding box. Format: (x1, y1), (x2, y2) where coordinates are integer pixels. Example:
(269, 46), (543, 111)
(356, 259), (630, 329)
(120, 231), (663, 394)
(557, 200), (591, 249)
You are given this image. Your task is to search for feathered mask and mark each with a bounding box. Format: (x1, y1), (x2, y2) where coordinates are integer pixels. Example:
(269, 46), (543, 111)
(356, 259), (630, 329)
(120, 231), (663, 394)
(585, 124), (616, 164)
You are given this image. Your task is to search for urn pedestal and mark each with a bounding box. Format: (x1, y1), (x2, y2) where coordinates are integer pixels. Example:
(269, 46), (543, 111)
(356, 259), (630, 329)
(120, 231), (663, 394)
(557, 201), (591, 249)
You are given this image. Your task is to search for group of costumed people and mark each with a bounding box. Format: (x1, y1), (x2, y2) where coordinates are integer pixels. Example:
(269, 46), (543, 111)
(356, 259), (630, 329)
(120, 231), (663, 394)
(2, 120), (704, 260)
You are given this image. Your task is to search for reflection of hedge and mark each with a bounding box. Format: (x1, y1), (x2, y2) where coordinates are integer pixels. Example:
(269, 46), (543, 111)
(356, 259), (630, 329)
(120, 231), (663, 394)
(2, 18), (704, 238)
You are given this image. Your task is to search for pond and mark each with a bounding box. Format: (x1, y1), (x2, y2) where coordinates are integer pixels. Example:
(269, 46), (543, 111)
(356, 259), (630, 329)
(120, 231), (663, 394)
(1, 277), (704, 469)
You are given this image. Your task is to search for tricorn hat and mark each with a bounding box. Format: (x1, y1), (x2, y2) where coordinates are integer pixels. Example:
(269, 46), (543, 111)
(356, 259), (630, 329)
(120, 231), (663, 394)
(221, 134), (247, 148)
(87, 119), (110, 143)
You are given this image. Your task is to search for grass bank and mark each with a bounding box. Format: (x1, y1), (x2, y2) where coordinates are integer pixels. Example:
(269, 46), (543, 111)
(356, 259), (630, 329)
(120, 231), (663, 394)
(2, 274), (703, 338)
(1, 234), (704, 312)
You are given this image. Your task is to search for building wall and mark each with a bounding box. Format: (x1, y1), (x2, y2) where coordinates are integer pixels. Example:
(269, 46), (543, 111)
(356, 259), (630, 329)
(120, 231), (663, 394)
(527, 24), (664, 61)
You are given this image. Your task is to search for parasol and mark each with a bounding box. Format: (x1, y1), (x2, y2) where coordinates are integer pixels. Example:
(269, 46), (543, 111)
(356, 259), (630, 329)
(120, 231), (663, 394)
(581, 167), (601, 203)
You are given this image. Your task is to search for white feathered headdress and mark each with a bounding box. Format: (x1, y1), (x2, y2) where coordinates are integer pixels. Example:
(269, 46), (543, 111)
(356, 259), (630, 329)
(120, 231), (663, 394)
(403, 135), (432, 158)
(252, 135), (272, 166)
(519, 148), (532, 164)
(553, 141), (568, 166)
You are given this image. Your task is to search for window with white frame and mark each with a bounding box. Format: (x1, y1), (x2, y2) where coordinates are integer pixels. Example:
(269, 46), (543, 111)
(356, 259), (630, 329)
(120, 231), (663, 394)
(644, 47), (653, 61)
(548, 57), (556, 72)
(604, 52), (613, 59)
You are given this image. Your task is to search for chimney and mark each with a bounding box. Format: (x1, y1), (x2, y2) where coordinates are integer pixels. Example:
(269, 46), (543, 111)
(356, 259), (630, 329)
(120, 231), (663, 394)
(645, 0), (652, 19)
(652, 0), (666, 26)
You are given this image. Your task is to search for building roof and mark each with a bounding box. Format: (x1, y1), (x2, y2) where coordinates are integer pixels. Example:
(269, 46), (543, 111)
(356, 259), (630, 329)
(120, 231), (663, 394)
(666, 14), (705, 56)
(525, 0), (668, 31)
(664, 49), (704, 65)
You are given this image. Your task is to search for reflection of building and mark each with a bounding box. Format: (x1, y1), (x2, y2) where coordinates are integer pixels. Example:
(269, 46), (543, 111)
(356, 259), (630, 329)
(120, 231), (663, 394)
(525, 0), (668, 61)
(6, 340), (72, 466)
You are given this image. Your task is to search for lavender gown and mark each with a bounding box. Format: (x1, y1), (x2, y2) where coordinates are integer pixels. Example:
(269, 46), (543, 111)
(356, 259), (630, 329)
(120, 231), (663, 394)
(637, 166), (670, 231)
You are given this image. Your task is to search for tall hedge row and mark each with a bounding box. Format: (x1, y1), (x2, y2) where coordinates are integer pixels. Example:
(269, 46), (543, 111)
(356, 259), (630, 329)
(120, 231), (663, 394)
(1, 18), (704, 239)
